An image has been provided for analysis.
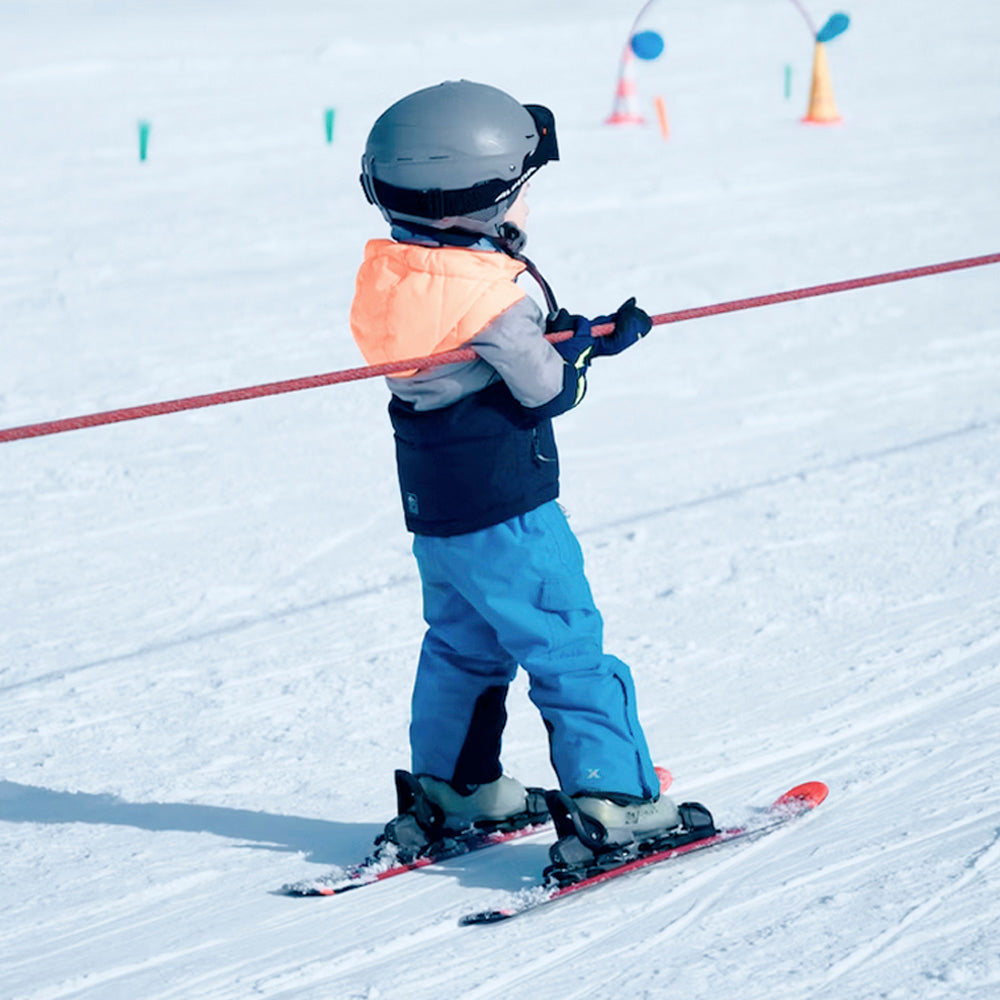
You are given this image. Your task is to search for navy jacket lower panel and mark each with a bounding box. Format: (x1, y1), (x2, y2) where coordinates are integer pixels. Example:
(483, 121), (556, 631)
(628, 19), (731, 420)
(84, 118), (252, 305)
(389, 380), (560, 537)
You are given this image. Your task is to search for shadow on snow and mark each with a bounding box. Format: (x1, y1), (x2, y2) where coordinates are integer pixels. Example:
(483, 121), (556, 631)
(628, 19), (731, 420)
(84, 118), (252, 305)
(0, 780), (380, 866)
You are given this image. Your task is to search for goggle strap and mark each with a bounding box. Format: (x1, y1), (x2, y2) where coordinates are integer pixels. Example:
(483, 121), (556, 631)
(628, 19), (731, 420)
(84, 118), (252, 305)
(366, 162), (544, 221)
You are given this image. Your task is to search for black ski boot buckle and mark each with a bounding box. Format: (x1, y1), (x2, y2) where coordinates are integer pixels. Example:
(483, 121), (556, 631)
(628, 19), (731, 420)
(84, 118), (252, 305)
(373, 770), (450, 863)
(543, 789), (627, 878)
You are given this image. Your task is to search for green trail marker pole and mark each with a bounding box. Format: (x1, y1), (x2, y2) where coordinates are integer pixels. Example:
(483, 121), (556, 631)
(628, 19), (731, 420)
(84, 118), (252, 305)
(324, 108), (335, 143)
(138, 120), (151, 161)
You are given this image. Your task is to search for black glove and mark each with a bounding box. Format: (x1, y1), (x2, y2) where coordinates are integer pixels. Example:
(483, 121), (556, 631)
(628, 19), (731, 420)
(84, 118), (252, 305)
(545, 307), (585, 336)
(530, 309), (598, 417)
(546, 308), (596, 364)
(591, 297), (652, 356)
(532, 300), (652, 419)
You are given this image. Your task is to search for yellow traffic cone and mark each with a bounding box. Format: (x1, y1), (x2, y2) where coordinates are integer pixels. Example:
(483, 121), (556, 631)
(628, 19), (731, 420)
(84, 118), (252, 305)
(802, 41), (842, 125)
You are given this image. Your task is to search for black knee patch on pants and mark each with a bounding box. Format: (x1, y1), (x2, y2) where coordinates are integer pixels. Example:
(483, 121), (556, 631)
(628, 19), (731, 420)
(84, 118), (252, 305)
(451, 685), (508, 791)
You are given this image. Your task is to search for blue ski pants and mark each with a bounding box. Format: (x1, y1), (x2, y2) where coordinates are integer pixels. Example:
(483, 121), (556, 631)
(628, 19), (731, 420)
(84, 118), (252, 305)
(410, 500), (659, 799)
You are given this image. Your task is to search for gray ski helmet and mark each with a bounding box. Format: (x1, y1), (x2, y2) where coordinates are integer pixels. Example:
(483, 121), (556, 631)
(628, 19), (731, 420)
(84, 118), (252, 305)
(360, 80), (558, 235)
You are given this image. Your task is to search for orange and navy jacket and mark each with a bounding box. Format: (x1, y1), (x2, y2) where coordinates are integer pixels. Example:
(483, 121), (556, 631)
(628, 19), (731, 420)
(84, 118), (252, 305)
(350, 238), (568, 537)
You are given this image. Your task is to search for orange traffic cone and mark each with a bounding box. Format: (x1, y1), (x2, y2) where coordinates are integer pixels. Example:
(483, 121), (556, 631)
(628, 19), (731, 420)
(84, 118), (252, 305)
(802, 41), (842, 124)
(606, 49), (645, 125)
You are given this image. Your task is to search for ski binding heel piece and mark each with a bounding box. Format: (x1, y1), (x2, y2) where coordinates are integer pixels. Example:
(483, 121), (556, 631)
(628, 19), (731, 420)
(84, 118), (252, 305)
(472, 786), (550, 834)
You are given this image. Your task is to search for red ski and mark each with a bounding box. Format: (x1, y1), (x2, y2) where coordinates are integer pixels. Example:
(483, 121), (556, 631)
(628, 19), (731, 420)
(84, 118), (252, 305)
(459, 781), (829, 925)
(282, 821), (550, 896)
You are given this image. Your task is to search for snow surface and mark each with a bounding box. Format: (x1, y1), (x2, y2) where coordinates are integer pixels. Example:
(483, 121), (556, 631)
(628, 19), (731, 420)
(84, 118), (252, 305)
(2, 0), (999, 997)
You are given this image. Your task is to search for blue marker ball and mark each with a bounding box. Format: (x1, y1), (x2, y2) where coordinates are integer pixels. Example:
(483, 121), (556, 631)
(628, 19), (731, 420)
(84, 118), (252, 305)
(631, 30), (665, 61)
(816, 12), (850, 43)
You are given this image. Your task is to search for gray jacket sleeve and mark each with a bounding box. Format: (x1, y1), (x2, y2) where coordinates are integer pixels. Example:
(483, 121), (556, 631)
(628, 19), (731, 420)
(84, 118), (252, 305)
(468, 296), (565, 409)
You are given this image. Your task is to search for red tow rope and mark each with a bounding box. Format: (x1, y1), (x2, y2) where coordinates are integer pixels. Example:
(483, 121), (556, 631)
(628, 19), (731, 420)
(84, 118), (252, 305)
(1, 252), (997, 444)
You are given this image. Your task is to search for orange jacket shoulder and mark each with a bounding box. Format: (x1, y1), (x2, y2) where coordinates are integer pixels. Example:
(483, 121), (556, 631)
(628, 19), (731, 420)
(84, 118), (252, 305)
(350, 240), (527, 367)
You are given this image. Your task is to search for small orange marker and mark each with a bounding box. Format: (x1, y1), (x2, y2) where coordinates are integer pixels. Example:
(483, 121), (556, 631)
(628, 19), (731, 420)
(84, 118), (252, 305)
(653, 95), (670, 139)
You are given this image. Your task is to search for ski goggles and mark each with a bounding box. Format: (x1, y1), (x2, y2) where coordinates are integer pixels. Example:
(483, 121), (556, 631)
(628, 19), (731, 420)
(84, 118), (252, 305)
(523, 103), (559, 168)
(467, 102), (559, 210)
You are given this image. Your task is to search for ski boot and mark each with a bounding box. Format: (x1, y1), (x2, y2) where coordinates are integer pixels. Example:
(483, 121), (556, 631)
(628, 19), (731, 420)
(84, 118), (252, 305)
(374, 769), (549, 864)
(543, 788), (716, 887)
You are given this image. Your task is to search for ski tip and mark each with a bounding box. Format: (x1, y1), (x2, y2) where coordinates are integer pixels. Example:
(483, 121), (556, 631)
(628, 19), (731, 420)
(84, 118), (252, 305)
(282, 885), (335, 896)
(655, 766), (673, 793)
(459, 908), (513, 926)
(773, 781), (829, 812)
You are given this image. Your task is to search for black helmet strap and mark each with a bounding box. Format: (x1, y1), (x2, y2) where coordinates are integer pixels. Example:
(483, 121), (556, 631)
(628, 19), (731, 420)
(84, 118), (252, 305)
(393, 221), (559, 316)
(491, 224), (559, 315)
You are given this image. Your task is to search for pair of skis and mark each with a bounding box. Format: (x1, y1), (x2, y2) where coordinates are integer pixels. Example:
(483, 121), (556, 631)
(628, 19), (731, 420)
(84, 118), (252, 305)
(281, 778), (829, 924)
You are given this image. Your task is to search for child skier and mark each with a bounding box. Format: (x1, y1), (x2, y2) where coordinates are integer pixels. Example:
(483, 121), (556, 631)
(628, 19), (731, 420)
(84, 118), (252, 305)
(350, 80), (682, 868)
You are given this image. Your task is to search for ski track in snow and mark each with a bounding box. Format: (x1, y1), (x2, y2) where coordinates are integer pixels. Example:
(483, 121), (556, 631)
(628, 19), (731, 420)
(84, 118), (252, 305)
(2, 0), (999, 998)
